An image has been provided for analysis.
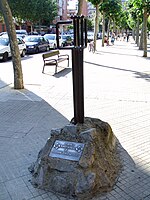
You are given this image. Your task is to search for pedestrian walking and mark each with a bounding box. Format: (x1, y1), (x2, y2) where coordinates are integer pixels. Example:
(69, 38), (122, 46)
(104, 35), (109, 46)
(127, 33), (130, 42)
(111, 32), (115, 45)
(123, 32), (126, 41)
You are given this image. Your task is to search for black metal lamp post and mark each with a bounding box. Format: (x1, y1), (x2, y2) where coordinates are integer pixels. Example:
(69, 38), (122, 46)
(56, 16), (87, 124)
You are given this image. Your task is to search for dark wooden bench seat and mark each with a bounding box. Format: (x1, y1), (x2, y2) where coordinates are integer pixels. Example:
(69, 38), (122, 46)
(42, 50), (69, 74)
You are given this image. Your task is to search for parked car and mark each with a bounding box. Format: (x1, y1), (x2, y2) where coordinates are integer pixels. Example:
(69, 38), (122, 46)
(87, 32), (94, 42)
(0, 35), (26, 62)
(28, 31), (39, 36)
(16, 29), (28, 39)
(61, 35), (73, 47)
(44, 34), (63, 49)
(24, 35), (50, 54)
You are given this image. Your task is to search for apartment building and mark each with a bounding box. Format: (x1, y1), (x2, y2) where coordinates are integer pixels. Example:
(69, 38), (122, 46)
(0, 0), (95, 33)
(87, 2), (96, 19)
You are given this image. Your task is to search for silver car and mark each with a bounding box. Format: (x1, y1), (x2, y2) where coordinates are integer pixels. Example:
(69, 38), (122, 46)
(44, 34), (63, 49)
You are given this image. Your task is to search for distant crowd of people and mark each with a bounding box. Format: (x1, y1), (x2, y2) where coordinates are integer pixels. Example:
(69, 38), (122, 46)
(103, 32), (131, 46)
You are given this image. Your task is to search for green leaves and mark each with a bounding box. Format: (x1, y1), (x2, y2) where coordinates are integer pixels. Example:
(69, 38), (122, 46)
(8, 0), (57, 25)
(88, 0), (101, 6)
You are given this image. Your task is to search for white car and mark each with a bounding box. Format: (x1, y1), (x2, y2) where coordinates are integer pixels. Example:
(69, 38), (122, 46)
(87, 32), (94, 43)
(0, 36), (26, 62)
(44, 34), (63, 49)
(16, 29), (28, 39)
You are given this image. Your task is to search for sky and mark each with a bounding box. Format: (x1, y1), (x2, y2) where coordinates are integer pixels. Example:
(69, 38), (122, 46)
(67, 0), (78, 10)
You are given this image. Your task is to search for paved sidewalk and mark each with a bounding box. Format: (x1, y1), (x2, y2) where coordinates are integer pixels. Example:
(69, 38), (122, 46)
(0, 39), (150, 200)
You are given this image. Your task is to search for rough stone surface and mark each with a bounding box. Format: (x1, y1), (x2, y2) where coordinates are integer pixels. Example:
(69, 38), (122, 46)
(29, 117), (122, 199)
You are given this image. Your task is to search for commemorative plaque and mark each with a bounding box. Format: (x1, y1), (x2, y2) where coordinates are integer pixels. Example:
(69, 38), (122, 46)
(49, 140), (85, 161)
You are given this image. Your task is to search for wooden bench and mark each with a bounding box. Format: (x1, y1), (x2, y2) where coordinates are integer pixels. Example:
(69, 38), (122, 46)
(42, 50), (69, 74)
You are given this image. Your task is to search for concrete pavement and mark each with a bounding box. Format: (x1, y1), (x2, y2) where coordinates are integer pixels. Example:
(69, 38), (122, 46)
(0, 38), (150, 200)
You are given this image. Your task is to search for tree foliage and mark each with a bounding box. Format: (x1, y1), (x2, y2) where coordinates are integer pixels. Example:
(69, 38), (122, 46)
(88, 0), (101, 50)
(8, 0), (57, 25)
(99, 0), (125, 29)
(88, 0), (101, 6)
(127, 0), (150, 56)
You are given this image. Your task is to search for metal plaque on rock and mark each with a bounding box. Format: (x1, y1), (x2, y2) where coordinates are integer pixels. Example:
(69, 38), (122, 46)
(49, 140), (85, 161)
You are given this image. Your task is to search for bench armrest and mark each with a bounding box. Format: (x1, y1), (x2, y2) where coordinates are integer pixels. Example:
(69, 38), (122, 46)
(58, 54), (69, 59)
(44, 58), (57, 62)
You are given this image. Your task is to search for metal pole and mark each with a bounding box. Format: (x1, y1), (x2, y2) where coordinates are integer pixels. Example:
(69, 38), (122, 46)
(76, 17), (80, 46)
(81, 16), (84, 46)
(56, 16), (87, 124)
(72, 47), (84, 124)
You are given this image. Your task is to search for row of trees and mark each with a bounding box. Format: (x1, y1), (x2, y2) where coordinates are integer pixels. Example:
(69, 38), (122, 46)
(126, 0), (150, 57)
(8, 0), (57, 30)
(79, 0), (150, 56)
(83, 0), (129, 51)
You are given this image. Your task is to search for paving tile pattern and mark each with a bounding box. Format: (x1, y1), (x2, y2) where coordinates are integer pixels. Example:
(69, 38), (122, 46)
(0, 39), (150, 199)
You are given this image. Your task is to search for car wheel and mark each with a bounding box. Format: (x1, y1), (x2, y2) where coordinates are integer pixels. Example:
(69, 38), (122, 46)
(2, 52), (8, 62)
(35, 47), (39, 53)
(53, 44), (56, 49)
(46, 46), (50, 51)
(21, 49), (26, 57)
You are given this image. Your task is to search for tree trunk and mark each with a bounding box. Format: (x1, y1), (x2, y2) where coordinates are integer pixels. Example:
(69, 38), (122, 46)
(93, 4), (99, 51)
(139, 25), (144, 50)
(102, 12), (105, 47)
(132, 28), (135, 41)
(107, 19), (110, 38)
(31, 24), (33, 33)
(135, 19), (140, 46)
(77, 0), (84, 16)
(0, 0), (24, 89)
(143, 7), (147, 57)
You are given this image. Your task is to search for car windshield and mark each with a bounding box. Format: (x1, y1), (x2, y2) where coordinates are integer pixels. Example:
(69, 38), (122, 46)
(16, 30), (27, 35)
(87, 33), (94, 36)
(44, 35), (55, 40)
(0, 38), (9, 46)
(62, 35), (71, 40)
(62, 35), (67, 40)
(25, 37), (40, 42)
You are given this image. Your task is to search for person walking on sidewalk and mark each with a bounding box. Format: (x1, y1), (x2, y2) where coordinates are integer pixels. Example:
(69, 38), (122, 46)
(111, 32), (115, 45)
(127, 33), (130, 42)
(104, 35), (109, 46)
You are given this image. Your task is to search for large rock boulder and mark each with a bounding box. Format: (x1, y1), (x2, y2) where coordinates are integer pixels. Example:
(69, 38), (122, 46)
(29, 117), (122, 199)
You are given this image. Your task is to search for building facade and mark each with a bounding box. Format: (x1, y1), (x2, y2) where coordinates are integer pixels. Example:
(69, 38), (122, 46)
(0, 0), (95, 33)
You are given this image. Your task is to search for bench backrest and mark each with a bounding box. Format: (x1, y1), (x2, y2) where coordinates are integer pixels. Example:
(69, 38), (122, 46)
(43, 50), (60, 59)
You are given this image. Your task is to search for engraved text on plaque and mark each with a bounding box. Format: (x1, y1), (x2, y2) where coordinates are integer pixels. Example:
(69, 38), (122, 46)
(49, 140), (84, 161)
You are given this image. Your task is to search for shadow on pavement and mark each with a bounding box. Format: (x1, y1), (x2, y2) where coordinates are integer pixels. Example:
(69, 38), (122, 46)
(134, 71), (150, 81)
(0, 76), (150, 199)
(0, 80), (12, 89)
(54, 67), (72, 78)
(84, 60), (150, 82)
(42, 67), (72, 77)
(95, 49), (142, 57)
